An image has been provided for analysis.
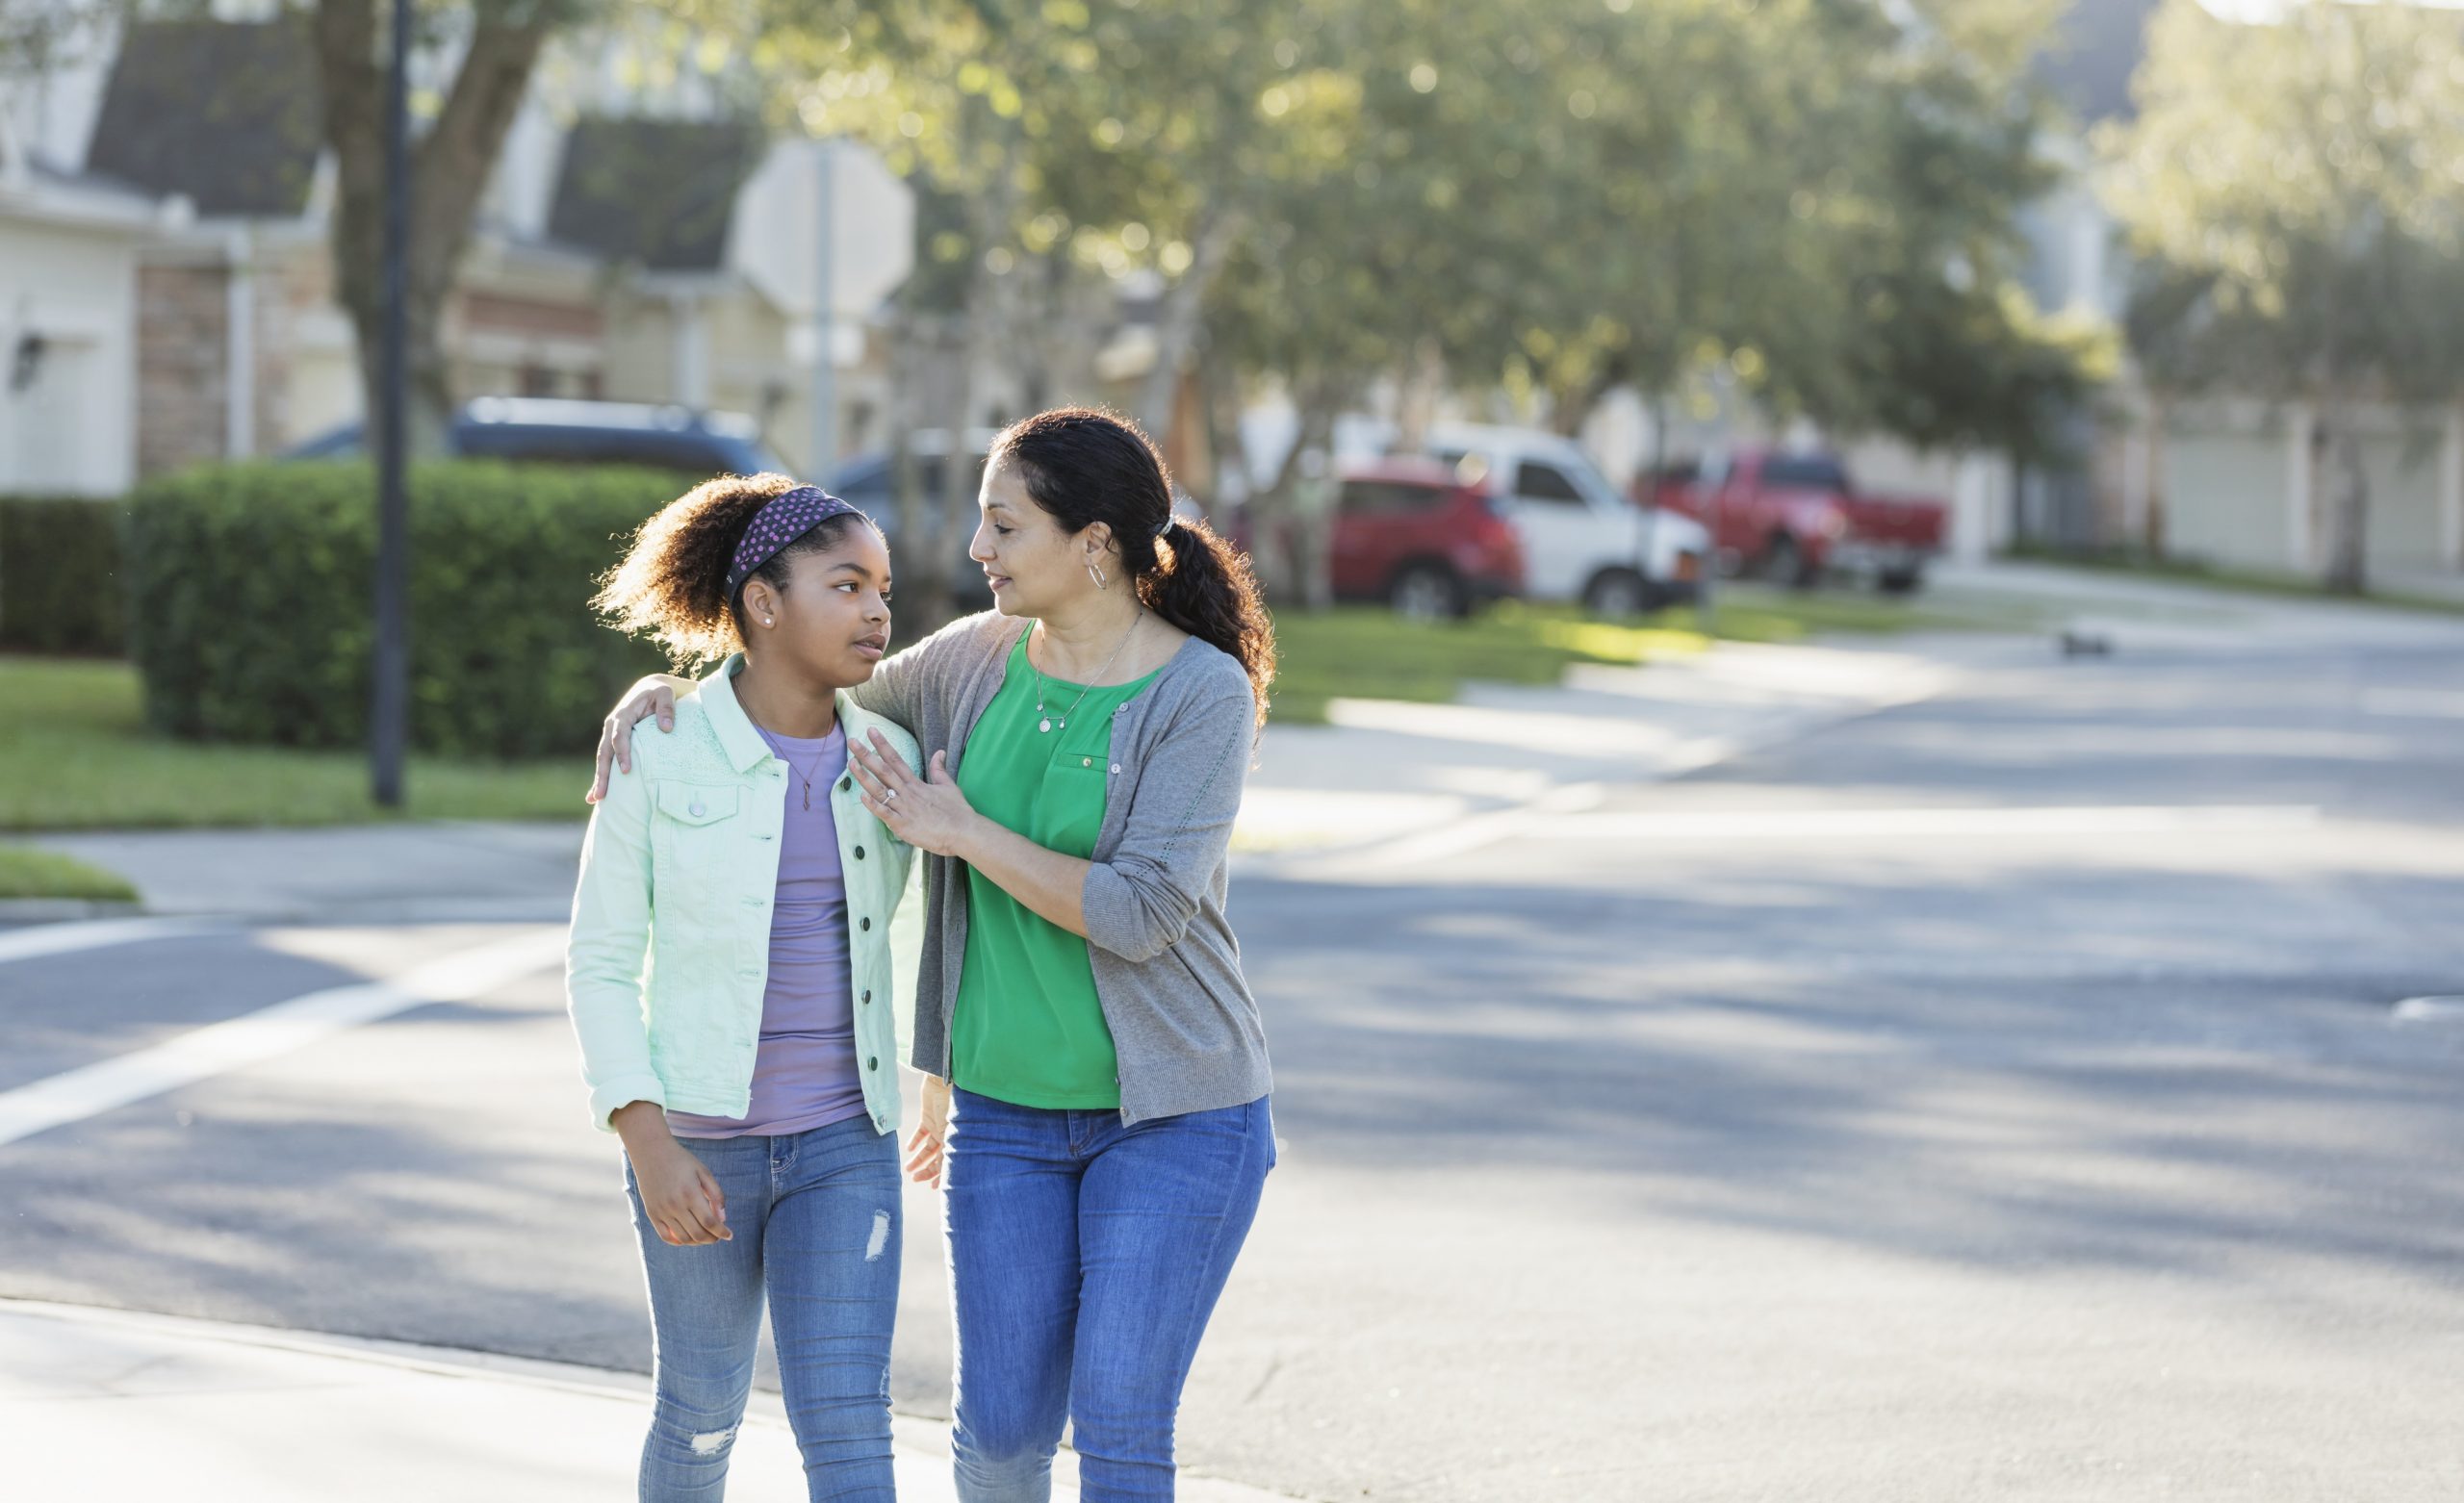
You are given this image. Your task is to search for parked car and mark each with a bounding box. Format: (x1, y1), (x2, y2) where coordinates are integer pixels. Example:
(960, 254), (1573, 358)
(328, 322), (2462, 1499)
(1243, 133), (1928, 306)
(1648, 446), (1947, 593)
(1326, 458), (1527, 618)
(283, 397), (790, 476)
(1413, 422), (1707, 615)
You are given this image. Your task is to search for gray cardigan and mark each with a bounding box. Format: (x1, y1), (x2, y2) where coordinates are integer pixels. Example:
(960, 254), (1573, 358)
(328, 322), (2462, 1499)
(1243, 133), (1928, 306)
(849, 610), (1271, 1124)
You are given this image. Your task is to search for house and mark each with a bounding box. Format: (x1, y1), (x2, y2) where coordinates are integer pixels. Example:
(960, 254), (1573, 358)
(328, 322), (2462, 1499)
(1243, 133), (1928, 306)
(0, 13), (916, 493)
(0, 148), (165, 496)
(2031, 0), (2464, 584)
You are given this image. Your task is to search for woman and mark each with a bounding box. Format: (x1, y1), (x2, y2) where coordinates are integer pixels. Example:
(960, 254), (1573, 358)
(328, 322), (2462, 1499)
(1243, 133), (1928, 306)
(590, 408), (1277, 1502)
(568, 473), (921, 1501)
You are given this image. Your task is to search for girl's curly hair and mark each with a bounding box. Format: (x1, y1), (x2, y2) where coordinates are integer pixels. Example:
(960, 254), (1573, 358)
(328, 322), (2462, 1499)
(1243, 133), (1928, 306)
(592, 471), (879, 668)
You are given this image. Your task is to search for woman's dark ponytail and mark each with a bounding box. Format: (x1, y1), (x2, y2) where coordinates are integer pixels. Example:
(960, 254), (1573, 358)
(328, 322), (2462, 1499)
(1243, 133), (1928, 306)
(989, 408), (1276, 726)
(1142, 516), (1274, 726)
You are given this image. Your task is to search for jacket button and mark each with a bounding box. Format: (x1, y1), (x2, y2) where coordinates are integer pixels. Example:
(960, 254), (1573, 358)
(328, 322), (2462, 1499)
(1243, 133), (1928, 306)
(688, 801), (706, 817)
(839, 777), (853, 792)
(853, 845), (865, 859)
(860, 917), (871, 931)
(1082, 756), (1092, 768)
(867, 1057), (879, 1071)
(861, 989), (871, 1004)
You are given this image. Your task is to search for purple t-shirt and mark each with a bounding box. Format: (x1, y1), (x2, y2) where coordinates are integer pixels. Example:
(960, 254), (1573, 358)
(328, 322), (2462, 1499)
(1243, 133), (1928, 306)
(668, 721), (870, 1139)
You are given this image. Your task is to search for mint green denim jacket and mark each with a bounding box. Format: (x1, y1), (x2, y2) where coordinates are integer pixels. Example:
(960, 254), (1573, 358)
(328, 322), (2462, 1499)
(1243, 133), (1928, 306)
(564, 655), (920, 1134)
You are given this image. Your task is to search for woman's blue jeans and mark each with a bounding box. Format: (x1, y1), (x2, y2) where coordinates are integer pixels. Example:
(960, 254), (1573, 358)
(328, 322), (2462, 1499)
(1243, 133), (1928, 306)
(944, 1088), (1275, 1503)
(626, 1115), (902, 1502)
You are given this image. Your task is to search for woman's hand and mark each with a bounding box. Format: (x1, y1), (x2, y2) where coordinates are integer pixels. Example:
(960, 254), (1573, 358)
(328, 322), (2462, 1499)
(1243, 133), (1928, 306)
(850, 730), (981, 858)
(613, 1102), (730, 1246)
(906, 1074), (951, 1188)
(587, 678), (681, 803)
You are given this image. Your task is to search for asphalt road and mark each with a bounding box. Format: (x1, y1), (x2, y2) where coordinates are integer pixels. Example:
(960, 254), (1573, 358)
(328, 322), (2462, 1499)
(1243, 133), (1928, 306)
(5, 610), (2463, 1502)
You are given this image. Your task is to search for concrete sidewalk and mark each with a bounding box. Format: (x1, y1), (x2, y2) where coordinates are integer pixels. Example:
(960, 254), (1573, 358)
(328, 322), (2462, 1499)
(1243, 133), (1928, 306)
(0, 1298), (1296, 1502)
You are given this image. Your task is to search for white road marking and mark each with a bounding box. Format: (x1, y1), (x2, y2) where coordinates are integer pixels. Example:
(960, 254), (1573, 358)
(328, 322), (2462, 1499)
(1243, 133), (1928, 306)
(0, 927), (565, 1148)
(2393, 996), (2464, 1025)
(0, 917), (220, 968)
(1515, 804), (2323, 842)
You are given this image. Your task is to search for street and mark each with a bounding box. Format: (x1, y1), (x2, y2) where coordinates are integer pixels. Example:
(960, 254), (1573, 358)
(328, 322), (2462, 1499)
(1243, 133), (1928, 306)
(6, 583), (2464, 1501)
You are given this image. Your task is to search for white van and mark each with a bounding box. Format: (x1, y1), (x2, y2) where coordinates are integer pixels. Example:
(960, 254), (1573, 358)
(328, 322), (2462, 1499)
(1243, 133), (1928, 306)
(1417, 423), (1707, 614)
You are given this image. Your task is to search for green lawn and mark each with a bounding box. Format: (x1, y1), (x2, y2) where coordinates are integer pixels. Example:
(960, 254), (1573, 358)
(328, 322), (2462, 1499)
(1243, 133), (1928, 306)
(1, 656), (591, 831)
(0, 842), (138, 901)
(5, 581), (2023, 828)
(1265, 585), (2032, 724)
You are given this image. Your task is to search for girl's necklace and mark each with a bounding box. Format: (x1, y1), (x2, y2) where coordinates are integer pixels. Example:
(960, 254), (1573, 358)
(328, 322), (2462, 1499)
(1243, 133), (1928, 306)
(1033, 613), (1141, 734)
(758, 724), (839, 809)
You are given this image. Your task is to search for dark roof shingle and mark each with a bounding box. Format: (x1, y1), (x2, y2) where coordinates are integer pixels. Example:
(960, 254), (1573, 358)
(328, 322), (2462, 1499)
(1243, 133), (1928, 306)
(87, 19), (321, 218)
(548, 117), (761, 273)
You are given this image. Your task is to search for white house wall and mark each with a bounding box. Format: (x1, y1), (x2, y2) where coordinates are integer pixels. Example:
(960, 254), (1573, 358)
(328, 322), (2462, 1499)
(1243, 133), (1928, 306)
(2155, 400), (2458, 577)
(2356, 428), (2447, 578)
(2160, 418), (2290, 573)
(0, 216), (140, 495)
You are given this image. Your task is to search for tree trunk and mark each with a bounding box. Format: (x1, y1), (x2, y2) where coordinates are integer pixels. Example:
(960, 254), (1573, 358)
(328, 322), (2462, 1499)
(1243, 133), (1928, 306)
(1136, 208), (1240, 443)
(2323, 413), (2369, 595)
(2144, 393), (2169, 557)
(1199, 346), (1245, 511)
(1247, 380), (1341, 604)
(885, 307), (955, 636)
(313, 0), (549, 458)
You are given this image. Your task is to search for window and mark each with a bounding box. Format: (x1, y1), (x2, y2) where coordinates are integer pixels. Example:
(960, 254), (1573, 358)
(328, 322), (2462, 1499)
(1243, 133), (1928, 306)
(1514, 461), (1586, 505)
(1339, 480), (1450, 517)
(1761, 454), (1850, 493)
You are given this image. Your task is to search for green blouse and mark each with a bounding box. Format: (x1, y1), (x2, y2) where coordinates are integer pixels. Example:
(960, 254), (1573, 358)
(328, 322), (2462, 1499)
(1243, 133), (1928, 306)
(950, 633), (1161, 1108)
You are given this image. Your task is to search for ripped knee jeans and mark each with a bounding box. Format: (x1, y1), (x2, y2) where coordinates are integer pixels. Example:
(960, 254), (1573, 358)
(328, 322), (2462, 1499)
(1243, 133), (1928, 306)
(627, 1116), (902, 1503)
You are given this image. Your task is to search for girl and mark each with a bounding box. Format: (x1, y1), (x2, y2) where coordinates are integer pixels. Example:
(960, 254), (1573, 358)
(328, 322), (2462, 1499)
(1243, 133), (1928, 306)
(590, 409), (1278, 1503)
(568, 473), (921, 1501)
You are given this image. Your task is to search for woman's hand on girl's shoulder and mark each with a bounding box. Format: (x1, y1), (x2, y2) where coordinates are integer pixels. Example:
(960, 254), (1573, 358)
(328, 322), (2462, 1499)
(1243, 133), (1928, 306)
(850, 732), (979, 858)
(587, 675), (686, 803)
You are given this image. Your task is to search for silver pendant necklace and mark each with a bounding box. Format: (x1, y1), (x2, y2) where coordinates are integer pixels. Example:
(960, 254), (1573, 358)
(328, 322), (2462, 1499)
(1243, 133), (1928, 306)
(1034, 613), (1141, 734)
(759, 726), (836, 809)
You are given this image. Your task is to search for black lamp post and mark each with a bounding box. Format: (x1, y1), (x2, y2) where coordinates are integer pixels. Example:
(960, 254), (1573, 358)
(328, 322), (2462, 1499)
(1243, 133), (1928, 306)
(371, 0), (412, 806)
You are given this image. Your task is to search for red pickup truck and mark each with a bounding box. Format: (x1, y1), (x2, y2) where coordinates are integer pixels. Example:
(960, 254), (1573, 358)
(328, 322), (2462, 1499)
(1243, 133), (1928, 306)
(1646, 447), (1946, 593)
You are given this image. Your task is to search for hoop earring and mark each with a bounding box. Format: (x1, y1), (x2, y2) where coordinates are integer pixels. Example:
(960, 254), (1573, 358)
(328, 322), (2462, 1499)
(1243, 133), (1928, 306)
(1088, 562), (1110, 591)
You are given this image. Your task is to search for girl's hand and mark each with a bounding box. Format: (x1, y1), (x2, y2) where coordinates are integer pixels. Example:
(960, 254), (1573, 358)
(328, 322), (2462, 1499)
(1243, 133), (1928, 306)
(587, 679), (680, 803)
(906, 1074), (951, 1188)
(851, 732), (979, 858)
(617, 1111), (730, 1246)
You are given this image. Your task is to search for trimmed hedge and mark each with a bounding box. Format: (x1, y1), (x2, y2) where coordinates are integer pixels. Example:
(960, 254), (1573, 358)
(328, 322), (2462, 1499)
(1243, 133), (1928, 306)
(124, 461), (685, 758)
(0, 496), (127, 655)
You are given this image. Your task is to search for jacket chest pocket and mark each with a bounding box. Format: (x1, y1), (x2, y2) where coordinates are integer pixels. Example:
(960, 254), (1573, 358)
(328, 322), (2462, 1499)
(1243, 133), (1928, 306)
(651, 783), (743, 871)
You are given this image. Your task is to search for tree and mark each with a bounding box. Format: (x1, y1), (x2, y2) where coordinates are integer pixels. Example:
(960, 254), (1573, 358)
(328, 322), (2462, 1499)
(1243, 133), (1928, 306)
(2101, 0), (2464, 592)
(309, 0), (575, 456)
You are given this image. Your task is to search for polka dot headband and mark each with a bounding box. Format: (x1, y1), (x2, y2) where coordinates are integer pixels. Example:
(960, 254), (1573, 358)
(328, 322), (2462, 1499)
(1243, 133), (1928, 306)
(725, 487), (866, 598)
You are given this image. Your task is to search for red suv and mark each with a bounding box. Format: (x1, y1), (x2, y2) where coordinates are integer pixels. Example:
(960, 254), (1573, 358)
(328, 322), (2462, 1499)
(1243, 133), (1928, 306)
(1330, 459), (1526, 618)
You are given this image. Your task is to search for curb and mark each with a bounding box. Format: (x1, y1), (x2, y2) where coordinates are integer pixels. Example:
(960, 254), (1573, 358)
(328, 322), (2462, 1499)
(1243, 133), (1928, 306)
(0, 1298), (1310, 1503)
(0, 897), (144, 924)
